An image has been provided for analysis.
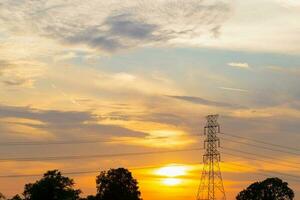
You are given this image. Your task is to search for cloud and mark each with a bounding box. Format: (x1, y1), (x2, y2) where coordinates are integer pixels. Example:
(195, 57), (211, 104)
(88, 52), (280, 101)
(93, 71), (179, 95)
(2, 0), (300, 55)
(0, 104), (148, 140)
(112, 72), (136, 82)
(105, 14), (157, 40)
(227, 62), (250, 69)
(214, 0), (300, 54)
(267, 65), (300, 75)
(218, 87), (249, 93)
(100, 111), (184, 126)
(0, 105), (92, 124)
(2, 79), (34, 87)
(228, 105), (300, 119)
(65, 26), (125, 52)
(166, 95), (242, 108)
(0, 59), (45, 87)
(0, 60), (12, 73)
(277, 0), (300, 8)
(0, 0), (231, 52)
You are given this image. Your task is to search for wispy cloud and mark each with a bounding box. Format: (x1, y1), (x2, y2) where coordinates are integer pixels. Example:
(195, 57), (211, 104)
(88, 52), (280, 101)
(227, 62), (250, 69)
(0, 59), (45, 87)
(267, 65), (300, 75)
(166, 95), (243, 108)
(219, 87), (249, 93)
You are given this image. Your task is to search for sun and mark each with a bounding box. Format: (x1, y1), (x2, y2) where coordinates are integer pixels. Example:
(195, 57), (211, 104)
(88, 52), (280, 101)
(162, 178), (182, 186)
(156, 165), (188, 177)
(155, 165), (189, 186)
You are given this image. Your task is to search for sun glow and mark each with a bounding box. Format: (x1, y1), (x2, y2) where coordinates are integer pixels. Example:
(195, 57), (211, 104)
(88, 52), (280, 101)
(155, 165), (189, 186)
(156, 165), (188, 177)
(163, 178), (182, 186)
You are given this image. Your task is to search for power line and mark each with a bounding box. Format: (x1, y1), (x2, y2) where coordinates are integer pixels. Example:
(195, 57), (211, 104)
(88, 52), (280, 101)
(2, 136), (298, 164)
(0, 136), (172, 146)
(223, 146), (300, 166)
(222, 148), (300, 170)
(221, 132), (300, 152)
(1, 130), (297, 153)
(225, 159), (300, 182)
(1, 154), (300, 184)
(219, 136), (300, 156)
(0, 133), (205, 146)
(191, 132), (300, 154)
(223, 162), (300, 183)
(0, 148), (202, 162)
(1, 133), (299, 164)
(0, 162), (202, 178)
(1, 141), (300, 186)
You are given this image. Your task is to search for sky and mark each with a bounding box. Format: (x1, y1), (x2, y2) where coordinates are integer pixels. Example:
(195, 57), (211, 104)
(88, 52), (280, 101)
(0, 0), (300, 199)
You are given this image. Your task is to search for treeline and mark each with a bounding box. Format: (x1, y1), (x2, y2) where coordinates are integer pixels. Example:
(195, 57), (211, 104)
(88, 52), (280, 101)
(0, 168), (295, 200)
(0, 168), (141, 200)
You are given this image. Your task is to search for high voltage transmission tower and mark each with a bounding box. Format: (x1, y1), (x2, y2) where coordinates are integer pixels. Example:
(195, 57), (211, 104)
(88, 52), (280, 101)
(197, 114), (226, 200)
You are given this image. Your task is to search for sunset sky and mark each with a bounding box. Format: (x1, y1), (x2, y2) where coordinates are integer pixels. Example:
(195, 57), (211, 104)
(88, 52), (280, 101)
(0, 0), (300, 199)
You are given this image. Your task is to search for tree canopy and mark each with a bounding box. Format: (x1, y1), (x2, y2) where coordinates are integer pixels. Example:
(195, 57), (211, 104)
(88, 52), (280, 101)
(236, 177), (294, 200)
(8, 195), (23, 200)
(0, 193), (5, 200)
(79, 195), (97, 200)
(96, 168), (142, 200)
(23, 170), (81, 200)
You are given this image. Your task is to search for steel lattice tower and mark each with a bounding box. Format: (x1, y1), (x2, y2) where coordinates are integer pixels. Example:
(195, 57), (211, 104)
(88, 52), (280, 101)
(196, 114), (226, 200)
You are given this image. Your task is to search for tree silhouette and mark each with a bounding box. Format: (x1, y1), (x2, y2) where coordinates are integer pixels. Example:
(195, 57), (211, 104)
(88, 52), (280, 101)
(79, 195), (96, 200)
(96, 168), (142, 200)
(236, 177), (294, 200)
(87, 196), (97, 200)
(0, 193), (5, 200)
(23, 170), (81, 200)
(8, 195), (23, 200)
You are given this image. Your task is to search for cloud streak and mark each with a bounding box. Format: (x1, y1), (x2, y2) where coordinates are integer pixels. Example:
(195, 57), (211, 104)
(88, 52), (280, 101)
(166, 95), (243, 108)
(227, 62), (250, 69)
(0, 104), (149, 140)
(219, 87), (249, 93)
